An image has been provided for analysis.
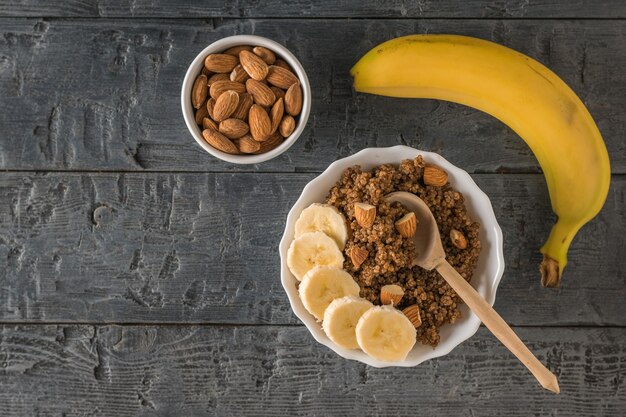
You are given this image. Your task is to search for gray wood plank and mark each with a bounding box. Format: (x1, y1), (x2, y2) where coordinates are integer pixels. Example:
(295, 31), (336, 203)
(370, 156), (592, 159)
(0, 324), (623, 416)
(0, 18), (625, 173)
(1, 172), (623, 325)
(1, 0), (626, 18)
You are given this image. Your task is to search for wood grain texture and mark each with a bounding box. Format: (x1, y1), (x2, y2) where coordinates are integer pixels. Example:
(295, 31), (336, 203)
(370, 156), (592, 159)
(1, 0), (626, 18)
(0, 324), (623, 416)
(1, 172), (623, 325)
(0, 18), (625, 172)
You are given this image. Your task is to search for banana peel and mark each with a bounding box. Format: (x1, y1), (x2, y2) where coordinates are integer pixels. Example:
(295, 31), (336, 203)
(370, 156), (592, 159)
(351, 35), (611, 287)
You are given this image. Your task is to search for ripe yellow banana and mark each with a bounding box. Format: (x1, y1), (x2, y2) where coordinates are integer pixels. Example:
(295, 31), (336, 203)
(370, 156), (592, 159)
(351, 35), (610, 287)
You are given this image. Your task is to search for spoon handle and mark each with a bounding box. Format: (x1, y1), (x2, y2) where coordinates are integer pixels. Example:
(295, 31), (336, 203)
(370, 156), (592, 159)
(436, 261), (560, 394)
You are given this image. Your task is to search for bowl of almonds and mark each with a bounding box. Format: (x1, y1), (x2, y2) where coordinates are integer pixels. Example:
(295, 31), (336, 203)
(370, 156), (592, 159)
(182, 35), (311, 164)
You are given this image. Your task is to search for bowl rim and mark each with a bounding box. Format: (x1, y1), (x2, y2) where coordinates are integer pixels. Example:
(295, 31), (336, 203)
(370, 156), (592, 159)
(180, 34), (311, 164)
(279, 145), (505, 367)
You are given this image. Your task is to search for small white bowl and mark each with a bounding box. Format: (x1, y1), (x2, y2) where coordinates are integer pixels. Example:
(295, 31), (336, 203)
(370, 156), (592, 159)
(279, 146), (505, 368)
(181, 35), (311, 164)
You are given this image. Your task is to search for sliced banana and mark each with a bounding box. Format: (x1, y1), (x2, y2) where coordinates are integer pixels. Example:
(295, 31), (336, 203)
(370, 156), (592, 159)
(323, 296), (374, 349)
(294, 203), (348, 250)
(299, 266), (360, 321)
(356, 305), (416, 362)
(287, 231), (344, 281)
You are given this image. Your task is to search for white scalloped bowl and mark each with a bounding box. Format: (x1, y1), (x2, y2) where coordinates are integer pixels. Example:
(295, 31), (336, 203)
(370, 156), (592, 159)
(279, 146), (505, 368)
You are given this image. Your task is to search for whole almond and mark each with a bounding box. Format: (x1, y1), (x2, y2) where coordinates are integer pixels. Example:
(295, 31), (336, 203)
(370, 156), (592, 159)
(279, 114), (296, 137)
(285, 82), (303, 116)
(203, 117), (218, 131)
(274, 58), (292, 71)
(210, 80), (246, 99)
(192, 75), (208, 109)
(254, 131), (284, 154)
(230, 64), (250, 83)
(195, 104), (208, 125)
(271, 86), (285, 100)
(224, 45), (253, 56)
(239, 50), (269, 81)
(249, 104), (272, 141)
(206, 98), (216, 119)
(252, 46), (276, 65)
(231, 93), (254, 120)
(219, 118), (249, 139)
(423, 165), (448, 187)
(233, 134), (261, 154)
(266, 65), (298, 89)
(246, 79), (276, 107)
(270, 97), (284, 134)
(202, 129), (239, 154)
(204, 53), (239, 73)
(208, 73), (230, 86)
(212, 90), (240, 122)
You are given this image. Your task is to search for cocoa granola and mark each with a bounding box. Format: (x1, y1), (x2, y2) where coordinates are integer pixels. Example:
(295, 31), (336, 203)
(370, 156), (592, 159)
(325, 156), (481, 346)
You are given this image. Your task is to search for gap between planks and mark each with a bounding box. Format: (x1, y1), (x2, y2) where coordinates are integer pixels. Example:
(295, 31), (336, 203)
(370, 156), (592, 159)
(0, 321), (623, 328)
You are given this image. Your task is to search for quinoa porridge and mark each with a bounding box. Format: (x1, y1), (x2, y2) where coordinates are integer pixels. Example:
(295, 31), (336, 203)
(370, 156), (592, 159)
(325, 156), (481, 347)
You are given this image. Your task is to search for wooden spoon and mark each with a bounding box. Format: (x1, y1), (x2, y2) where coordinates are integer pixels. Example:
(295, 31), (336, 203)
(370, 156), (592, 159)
(386, 191), (560, 394)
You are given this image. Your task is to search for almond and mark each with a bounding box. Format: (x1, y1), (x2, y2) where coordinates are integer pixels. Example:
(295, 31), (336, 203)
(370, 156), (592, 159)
(203, 117), (218, 131)
(231, 93), (253, 120)
(206, 98), (216, 119)
(279, 115), (296, 138)
(207, 73), (230, 86)
(233, 134), (260, 154)
(223, 45), (253, 56)
(204, 53), (239, 73)
(201, 67), (211, 77)
(423, 165), (448, 187)
(252, 46), (276, 65)
(354, 203), (376, 228)
(402, 305), (422, 328)
(270, 97), (284, 134)
(209, 80), (246, 99)
(230, 64), (250, 83)
(349, 246), (368, 269)
(202, 129), (239, 154)
(239, 50), (269, 81)
(246, 79), (276, 107)
(395, 212), (417, 238)
(271, 86), (286, 100)
(195, 104), (208, 125)
(380, 284), (404, 305)
(274, 58), (292, 71)
(219, 118), (249, 139)
(254, 131), (283, 154)
(450, 229), (468, 249)
(212, 90), (239, 122)
(266, 65), (299, 89)
(248, 104), (272, 141)
(192, 74), (208, 109)
(285, 82), (303, 116)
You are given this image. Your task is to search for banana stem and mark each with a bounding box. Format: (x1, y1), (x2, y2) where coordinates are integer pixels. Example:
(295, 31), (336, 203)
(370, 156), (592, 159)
(540, 219), (580, 287)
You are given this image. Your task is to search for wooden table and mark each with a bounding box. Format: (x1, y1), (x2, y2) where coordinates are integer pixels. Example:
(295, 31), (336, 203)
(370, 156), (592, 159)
(0, 1), (624, 415)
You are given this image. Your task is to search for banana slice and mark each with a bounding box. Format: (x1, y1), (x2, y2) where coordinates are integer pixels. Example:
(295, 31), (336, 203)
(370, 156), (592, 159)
(299, 266), (360, 321)
(323, 296), (374, 349)
(287, 232), (344, 281)
(356, 306), (416, 362)
(295, 203), (348, 250)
